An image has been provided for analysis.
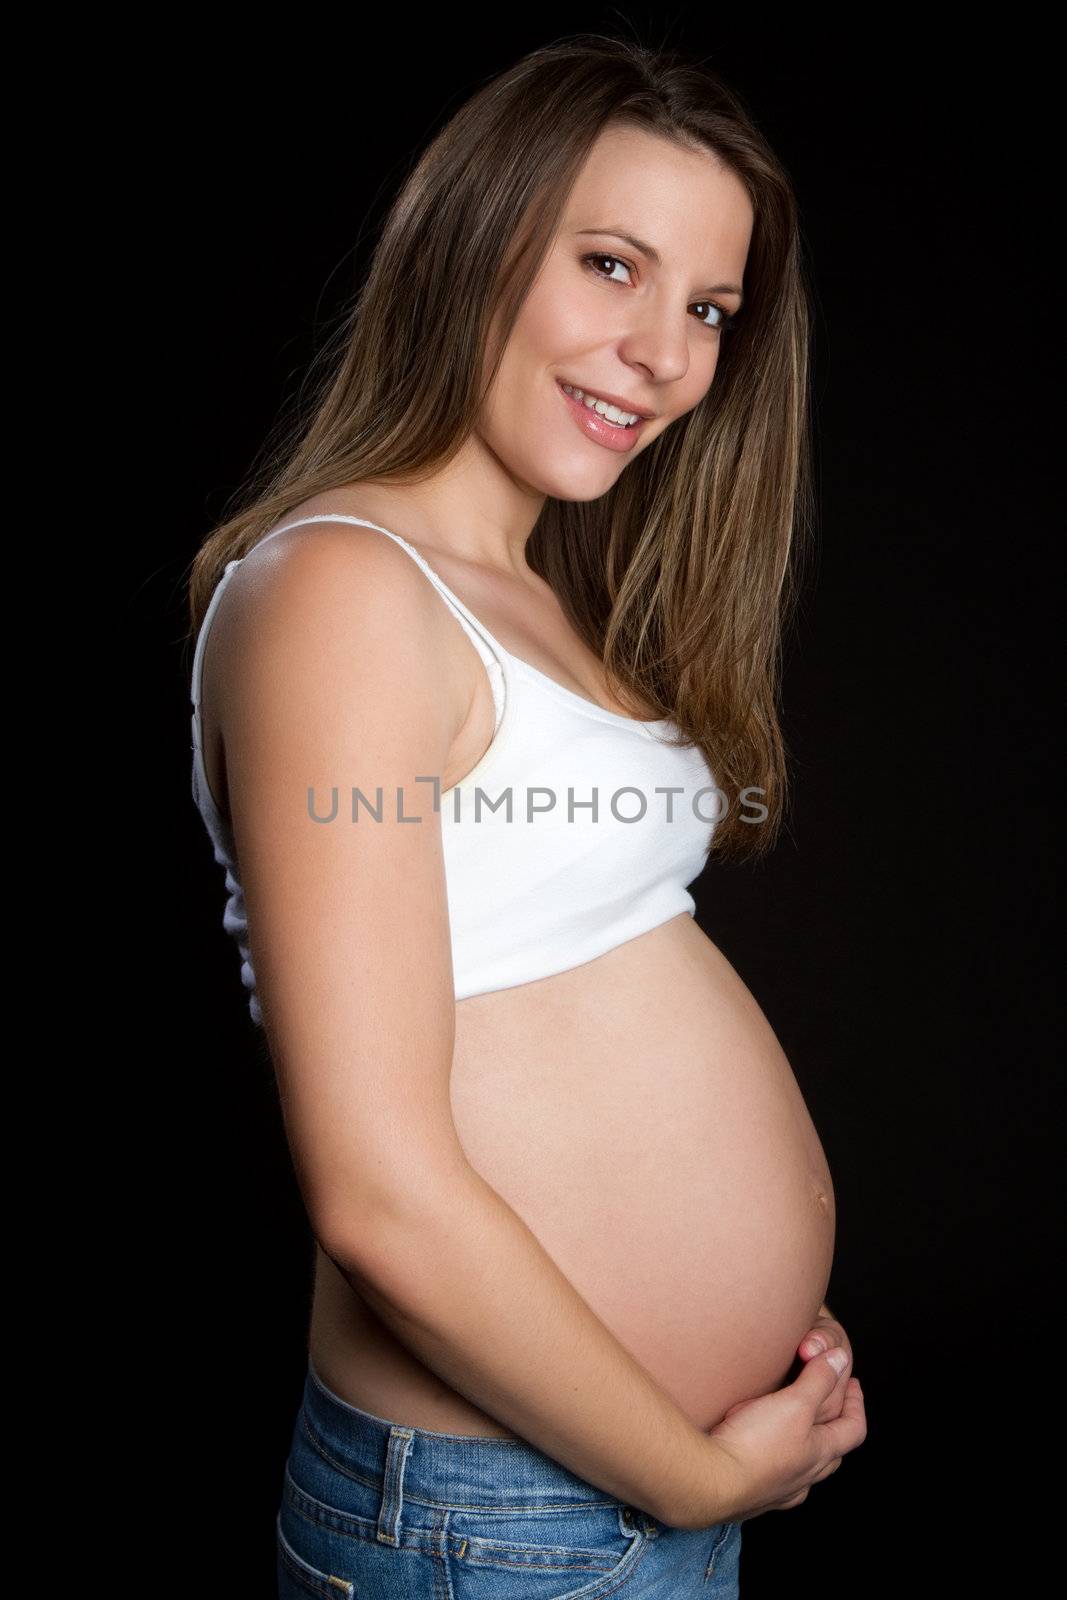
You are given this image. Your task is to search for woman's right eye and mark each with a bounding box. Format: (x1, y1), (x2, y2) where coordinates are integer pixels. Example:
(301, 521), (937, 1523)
(582, 252), (634, 286)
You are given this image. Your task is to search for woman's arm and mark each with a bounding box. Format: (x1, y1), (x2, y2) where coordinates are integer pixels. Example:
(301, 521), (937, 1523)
(222, 528), (729, 1526)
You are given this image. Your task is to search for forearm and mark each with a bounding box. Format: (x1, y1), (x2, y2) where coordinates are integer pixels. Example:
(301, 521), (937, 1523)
(323, 1160), (723, 1526)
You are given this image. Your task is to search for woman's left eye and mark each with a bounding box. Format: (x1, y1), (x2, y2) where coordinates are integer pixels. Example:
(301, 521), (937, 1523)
(581, 253), (735, 333)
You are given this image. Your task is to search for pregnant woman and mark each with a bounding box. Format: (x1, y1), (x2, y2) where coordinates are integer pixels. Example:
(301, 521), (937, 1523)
(188, 35), (865, 1598)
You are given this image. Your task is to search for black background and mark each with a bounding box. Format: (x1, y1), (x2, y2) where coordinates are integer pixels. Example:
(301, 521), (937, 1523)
(118, 12), (1057, 1596)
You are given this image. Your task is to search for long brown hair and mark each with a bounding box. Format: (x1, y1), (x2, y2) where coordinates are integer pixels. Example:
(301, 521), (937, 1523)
(187, 33), (816, 861)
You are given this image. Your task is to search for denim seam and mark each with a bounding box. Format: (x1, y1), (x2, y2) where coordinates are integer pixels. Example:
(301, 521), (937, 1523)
(284, 1471), (380, 1545)
(703, 1519), (737, 1582)
(283, 1481), (460, 1561)
(447, 1500), (625, 1516)
(459, 1548), (623, 1574)
(286, 1467), (616, 1556)
(276, 1514), (355, 1598)
(546, 1529), (650, 1600)
(284, 1470), (651, 1579)
(595, 1542), (651, 1600)
(299, 1410), (622, 1516)
(285, 1477), (640, 1568)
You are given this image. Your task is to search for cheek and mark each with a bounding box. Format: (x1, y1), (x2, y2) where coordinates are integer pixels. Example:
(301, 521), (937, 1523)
(700, 339), (722, 385)
(512, 270), (610, 362)
(681, 349), (721, 413)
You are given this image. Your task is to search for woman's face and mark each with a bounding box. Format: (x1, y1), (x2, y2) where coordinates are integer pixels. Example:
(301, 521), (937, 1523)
(478, 124), (754, 502)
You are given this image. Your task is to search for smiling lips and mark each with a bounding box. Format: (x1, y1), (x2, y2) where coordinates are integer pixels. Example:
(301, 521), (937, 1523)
(559, 380), (653, 422)
(556, 380), (651, 453)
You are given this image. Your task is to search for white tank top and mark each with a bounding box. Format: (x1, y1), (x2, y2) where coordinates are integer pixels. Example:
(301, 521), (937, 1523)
(190, 514), (720, 1025)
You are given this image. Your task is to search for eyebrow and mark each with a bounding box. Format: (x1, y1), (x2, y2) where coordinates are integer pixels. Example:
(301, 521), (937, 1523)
(574, 227), (744, 305)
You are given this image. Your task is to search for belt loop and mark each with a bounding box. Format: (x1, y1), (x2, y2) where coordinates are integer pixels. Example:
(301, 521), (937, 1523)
(375, 1426), (415, 1546)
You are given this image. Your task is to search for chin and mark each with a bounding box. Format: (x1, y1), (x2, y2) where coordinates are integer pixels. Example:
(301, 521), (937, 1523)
(532, 467), (624, 504)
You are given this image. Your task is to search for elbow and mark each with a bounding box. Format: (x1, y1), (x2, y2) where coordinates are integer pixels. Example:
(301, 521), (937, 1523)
(312, 1148), (476, 1296)
(312, 1201), (416, 1314)
(313, 1205), (379, 1282)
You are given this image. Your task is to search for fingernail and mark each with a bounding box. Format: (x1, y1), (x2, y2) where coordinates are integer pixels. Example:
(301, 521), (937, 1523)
(827, 1347), (848, 1374)
(807, 1337), (827, 1354)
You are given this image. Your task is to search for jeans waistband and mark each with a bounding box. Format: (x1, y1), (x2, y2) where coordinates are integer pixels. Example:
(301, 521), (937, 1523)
(301, 1357), (636, 1514)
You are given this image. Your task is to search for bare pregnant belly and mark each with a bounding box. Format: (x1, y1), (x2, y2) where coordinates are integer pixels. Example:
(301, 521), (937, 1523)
(308, 912), (836, 1437)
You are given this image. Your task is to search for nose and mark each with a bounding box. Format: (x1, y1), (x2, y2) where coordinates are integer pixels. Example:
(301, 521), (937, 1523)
(617, 307), (693, 387)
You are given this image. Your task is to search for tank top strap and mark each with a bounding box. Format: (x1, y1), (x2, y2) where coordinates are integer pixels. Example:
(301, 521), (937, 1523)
(192, 512), (508, 732)
(190, 556), (243, 713)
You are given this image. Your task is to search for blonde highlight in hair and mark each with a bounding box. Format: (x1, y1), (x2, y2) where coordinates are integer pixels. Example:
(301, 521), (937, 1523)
(186, 34), (816, 860)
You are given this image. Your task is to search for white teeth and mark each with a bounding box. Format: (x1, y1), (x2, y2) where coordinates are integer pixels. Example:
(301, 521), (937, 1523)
(561, 382), (639, 427)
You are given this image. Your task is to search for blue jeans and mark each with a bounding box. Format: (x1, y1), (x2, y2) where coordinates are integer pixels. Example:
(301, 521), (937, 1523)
(277, 1359), (743, 1597)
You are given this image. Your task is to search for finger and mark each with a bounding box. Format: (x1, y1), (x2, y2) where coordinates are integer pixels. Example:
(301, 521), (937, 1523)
(795, 1346), (852, 1405)
(798, 1331), (831, 1356)
(812, 1391), (846, 1425)
(770, 1489), (810, 1510)
(798, 1313), (844, 1351)
(765, 1456), (840, 1515)
(815, 1378), (867, 1456)
(804, 1342), (851, 1381)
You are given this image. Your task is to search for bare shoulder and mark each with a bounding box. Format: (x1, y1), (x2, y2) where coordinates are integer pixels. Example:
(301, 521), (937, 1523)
(196, 505), (482, 829)
(233, 509), (448, 642)
(208, 508), (475, 741)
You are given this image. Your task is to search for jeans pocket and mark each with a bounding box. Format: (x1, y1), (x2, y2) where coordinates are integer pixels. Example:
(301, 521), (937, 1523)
(702, 1519), (741, 1584)
(279, 1408), (386, 1598)
(277, 1514), (357, 1599)
(448, 1500), (649, 1600)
